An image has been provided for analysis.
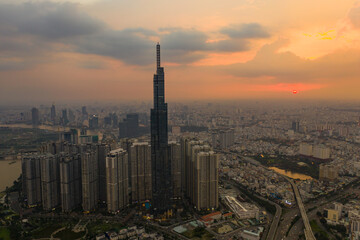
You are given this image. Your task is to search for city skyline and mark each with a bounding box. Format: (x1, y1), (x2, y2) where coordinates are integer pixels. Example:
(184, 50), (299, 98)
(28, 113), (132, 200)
(0, 0), (360, 104)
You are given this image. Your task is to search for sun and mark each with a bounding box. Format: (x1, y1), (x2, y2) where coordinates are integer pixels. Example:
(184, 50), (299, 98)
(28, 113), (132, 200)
(292, 90), (298, 94)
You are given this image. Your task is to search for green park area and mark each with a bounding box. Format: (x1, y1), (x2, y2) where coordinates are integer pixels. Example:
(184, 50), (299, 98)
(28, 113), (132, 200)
(182, 227), (214, 240)
(31, 223), (63, 239)
(87, 220), (125, 238)
(53, 228), (85, 240)
(0, 227), (11, 240)
(310, 220), (329, 240)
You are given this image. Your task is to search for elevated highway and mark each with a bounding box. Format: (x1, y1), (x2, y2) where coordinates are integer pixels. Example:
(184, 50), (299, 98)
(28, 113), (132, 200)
(286, 177), (316, 240)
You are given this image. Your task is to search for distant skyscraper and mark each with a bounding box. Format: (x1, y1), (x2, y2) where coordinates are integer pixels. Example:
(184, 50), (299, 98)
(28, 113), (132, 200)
(82, 106), (88, 116)
(292, 121), (300, 132)
(89, 115), (99, 129)
(50, 104), (56, 123)
(31, 107), (40, 125)
(81, 106), (88, 121)
(40, 154), (60, 210)
(111, 113), (118, 128)
(130, 142), (152, 203)
(212, 129), (235, 149)
(62, 109), (68, 126)
(106, 149), (129, 212)
(68, 109), (75, 122)
(150, 43), (172, 213)
(119, 113), (139, 139)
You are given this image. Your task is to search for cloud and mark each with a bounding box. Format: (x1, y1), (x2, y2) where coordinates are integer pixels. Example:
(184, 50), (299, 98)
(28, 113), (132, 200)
(161, 29), (208, 51)
(220, 23), (270, 39)
(209, 39), (250, 52)
(160, 29), (251, 63)
(0, 2), (103, 39)
(348, 2), (360, 28)
(224, 39), (360, 83)
(0, 2), (271, 69)
(74, 29), (155, 65)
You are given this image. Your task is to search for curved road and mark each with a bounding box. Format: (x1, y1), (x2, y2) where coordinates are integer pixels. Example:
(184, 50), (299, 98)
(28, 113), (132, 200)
(266, 203), (282, 240)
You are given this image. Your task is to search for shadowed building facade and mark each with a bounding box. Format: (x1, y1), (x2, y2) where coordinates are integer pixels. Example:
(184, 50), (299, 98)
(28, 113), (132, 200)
(81, 151), (99, 211)
(59, 153), (82, 212)
(150, 43), (172, 213)
(106, 148), (129, 212)
(40, 154), (60, 210)
(130, 142), (152, 203)
(22, 154), (42, 206)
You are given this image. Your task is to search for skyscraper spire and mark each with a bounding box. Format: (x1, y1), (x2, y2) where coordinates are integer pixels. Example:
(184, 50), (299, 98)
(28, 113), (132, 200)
(156, 42), (161, 70)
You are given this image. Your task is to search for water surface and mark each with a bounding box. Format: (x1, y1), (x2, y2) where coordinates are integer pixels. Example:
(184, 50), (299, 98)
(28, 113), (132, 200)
(0, 160), (21, 192)
(269, 167), (312, 180)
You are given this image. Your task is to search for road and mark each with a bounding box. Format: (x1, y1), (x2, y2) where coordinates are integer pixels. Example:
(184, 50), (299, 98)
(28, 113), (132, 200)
(285, 177), (316, 240)
(266, 202), (282, 240)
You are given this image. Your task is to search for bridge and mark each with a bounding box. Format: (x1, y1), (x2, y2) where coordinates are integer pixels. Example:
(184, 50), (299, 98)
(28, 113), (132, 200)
(286, 177), (316, 240)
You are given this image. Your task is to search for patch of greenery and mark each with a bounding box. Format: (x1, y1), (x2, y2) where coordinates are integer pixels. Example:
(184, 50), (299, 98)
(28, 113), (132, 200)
(0, 227), (11, 240)
(87, 220), (125, 238)
(310, 220), (329, 240)
(31, 223), (63, 239)
(182, 227), (213, 240)
(53, 228), (85, 240)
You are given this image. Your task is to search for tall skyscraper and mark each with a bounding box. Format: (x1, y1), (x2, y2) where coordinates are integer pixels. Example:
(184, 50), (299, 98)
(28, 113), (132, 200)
(150, 43), (172, 213)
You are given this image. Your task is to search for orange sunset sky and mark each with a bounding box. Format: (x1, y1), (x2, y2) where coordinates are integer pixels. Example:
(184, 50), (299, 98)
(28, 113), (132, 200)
(0, 0), (360, 104)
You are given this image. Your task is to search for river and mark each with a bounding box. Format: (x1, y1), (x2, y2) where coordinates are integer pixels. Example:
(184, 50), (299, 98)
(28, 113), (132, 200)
(269, 167), (313, 180)
(0, 160), (21, 192)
